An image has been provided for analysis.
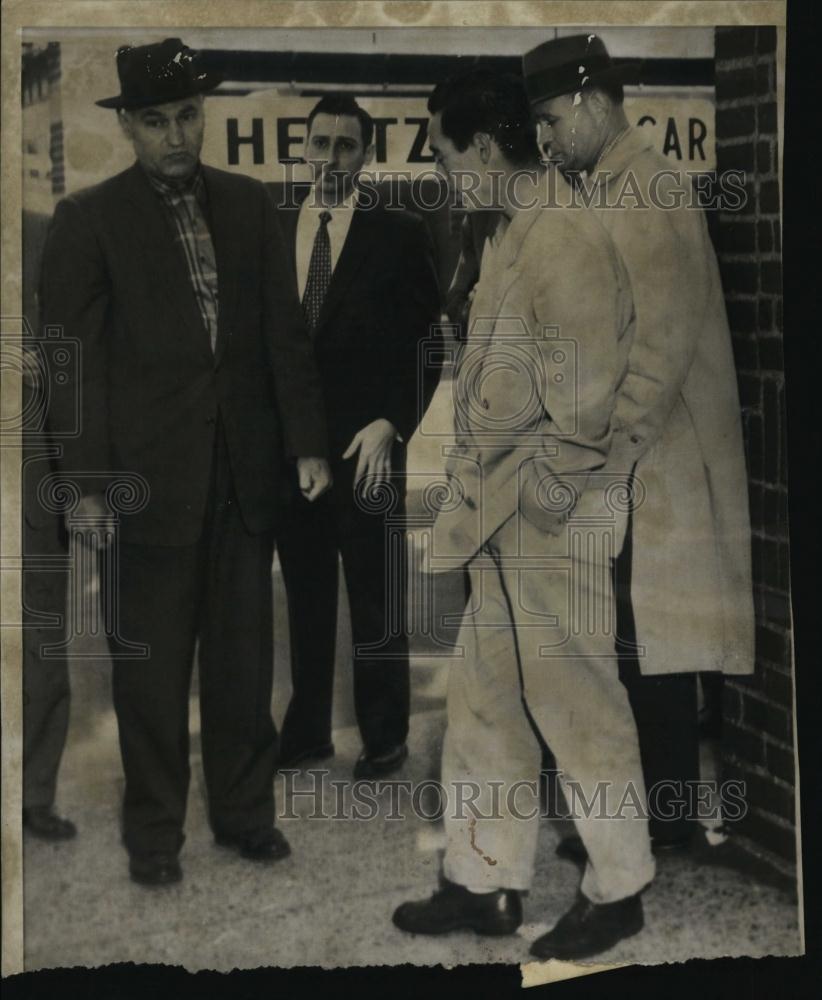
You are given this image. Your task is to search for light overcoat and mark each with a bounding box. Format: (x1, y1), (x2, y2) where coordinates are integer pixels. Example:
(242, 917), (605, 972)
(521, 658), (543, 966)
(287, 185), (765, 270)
(588, 127), (754, 676)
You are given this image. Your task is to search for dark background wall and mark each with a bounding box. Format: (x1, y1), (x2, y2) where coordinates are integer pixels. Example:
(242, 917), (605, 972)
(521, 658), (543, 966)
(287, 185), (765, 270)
(714, 26), (794, 872)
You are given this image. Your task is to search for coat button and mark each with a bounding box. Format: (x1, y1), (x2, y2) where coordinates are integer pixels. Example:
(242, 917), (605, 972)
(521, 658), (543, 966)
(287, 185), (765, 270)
(206, 416), (216, 425)
(630, 434), (641, 444)
(464, 496), (476, 510)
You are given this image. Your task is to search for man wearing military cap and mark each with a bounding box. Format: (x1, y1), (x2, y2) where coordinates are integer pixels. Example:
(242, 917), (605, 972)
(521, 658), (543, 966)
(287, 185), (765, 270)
(522, 32), (754, 864)
(40, 38), (331, 886)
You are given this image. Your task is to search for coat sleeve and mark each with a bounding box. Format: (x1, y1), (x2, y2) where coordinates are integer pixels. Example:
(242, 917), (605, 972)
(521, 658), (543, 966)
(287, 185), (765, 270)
(378, 213), (442, 444)
(531, 232), (621, 472)
(612, 171), (714, 460)
(39, 195), (114, 492)
(444, 213), (480, 328)
(261, 185), (328, 460)
(517, 223), (626, 535)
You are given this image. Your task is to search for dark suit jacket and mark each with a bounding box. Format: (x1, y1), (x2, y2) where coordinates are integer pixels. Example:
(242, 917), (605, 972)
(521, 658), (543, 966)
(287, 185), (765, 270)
(39, 162), (327, 546)
(275, 186), (441, 457)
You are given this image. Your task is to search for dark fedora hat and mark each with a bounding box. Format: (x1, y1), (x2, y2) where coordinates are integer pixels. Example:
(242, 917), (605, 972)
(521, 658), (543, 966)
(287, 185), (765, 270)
(523, 33), (640, 105)
(96, 37), (222, 110)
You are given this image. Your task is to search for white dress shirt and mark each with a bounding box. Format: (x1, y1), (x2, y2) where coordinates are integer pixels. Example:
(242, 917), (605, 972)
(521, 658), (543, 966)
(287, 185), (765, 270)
(295, 191), (357, 301)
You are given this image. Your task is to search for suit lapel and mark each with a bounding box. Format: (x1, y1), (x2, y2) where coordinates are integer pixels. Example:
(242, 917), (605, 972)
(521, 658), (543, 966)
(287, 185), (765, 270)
(278, 186), (306, 291)
(493, 206), (542, 309)
(468, 209), (539, 333)
(122, 164), (213, 364)
(202, 166), (242, 368)
(462, 207), (543, 420)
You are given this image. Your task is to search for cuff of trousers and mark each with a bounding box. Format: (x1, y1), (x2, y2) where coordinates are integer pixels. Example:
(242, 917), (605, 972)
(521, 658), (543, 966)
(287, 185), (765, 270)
(580, 854), (656, 905)
(443, 854), (534, 894)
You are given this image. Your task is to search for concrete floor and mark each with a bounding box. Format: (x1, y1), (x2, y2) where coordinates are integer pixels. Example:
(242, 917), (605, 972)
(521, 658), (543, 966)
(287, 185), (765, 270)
(22, 398), (803, 971)
(23, 559), (802, 972)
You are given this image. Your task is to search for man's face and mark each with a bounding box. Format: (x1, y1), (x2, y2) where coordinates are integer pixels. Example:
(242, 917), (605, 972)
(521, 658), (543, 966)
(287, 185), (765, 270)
(304, 113), (373, 200)
(427, 112), (490, 212)
(530, 92), (600, 174)
(119, 95), (205, 182)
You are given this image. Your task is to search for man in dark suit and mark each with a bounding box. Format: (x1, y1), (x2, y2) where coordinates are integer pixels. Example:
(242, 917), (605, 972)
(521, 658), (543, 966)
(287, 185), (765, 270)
(40, 39), (330, 886)
(274, 95), (441, 779)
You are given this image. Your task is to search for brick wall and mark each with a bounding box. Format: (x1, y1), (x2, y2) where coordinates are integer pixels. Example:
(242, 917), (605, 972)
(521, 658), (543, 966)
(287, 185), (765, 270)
(714, 26), (794, 869)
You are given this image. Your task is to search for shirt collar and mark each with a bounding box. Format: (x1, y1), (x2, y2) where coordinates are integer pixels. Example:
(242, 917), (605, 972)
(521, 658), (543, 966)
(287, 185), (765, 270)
(147, 164), (205, 202)
(303, 187), (358, 214)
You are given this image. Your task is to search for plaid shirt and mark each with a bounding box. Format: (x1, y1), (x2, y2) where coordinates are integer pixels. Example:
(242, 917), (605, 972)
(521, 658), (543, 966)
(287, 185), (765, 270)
(149, 167), (219, 353)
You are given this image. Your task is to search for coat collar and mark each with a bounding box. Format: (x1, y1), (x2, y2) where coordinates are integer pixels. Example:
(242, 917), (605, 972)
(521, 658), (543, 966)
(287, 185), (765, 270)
(122, 163), (213, 364)
(121, 161), (239, 367)
(589, 125), (655, 186)
(468, 200), (544, 322)
(200, 164), (242, 366)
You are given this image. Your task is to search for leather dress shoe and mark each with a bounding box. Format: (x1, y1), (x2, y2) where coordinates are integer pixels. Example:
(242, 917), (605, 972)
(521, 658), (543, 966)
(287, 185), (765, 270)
(530, 892), (644, 961)
(215, 827), (291, 863)
(354, 742), (408, 780)
(23, 807), (77, 841)
(278, 741), (335, 769)
(393, 878), (522, 936)
(129, 852), (183, 887)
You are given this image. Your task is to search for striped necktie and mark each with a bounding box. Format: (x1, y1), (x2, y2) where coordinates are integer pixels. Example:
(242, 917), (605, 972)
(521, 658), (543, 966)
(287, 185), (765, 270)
(302, 210), (332, 333)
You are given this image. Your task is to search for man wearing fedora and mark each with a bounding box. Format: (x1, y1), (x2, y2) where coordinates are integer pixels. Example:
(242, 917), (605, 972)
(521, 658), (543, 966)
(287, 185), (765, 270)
(520, 34), (754, 859)
(40, 38), (331, 886)
(393, 69), (655, 962)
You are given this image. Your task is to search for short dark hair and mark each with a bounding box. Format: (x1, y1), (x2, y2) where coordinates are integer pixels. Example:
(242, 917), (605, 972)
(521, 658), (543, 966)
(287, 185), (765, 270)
(306, 94), (374, 148)
(427, 69), (539, 168)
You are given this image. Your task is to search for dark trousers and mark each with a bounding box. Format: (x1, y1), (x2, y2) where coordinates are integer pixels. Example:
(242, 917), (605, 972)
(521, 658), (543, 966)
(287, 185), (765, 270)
(277, 451), (410, 758)
(614, 504), (700, 845)
(23, 494), (70, 811)
(110, 419), (278, 857)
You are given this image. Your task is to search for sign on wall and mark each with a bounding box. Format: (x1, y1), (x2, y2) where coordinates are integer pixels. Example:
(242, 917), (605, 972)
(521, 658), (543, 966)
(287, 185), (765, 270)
(200, 90), (716, 185)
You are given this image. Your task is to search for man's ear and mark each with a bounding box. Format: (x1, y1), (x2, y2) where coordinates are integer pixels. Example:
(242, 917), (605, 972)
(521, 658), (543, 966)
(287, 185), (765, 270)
(362, 142), (376, 168)
(586, 88), (611, 124)
(117, 110), (134, 139)
(472, 131), (493, 163)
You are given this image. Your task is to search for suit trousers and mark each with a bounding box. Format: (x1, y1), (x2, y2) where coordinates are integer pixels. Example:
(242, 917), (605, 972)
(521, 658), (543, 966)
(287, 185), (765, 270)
(441, 513), (655, 904)
(277, 451), (410, 758)
(110, 417), (278, 857)
(23, 495), (70, 811)
(614, 486), (701, 845)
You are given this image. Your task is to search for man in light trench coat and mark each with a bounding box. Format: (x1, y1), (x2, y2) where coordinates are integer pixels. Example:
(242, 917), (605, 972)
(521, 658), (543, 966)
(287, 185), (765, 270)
(393, 69), (656, 963)
(522, 34), (755, 858)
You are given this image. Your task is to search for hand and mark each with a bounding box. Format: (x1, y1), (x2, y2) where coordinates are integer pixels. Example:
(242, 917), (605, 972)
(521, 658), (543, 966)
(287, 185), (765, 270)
(67, 492), (115, 545)
(297, 457), (332, 501)
(341, 418), (397, 489)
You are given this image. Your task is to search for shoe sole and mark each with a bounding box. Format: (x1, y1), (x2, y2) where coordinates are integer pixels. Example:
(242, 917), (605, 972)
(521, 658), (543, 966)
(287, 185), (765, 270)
(129, 870), (182, 887)
(215, 839), (291, 863)
(529, 916), (644, 961)
(278, 746), (334, 769)
(354, 750), (410, 781)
